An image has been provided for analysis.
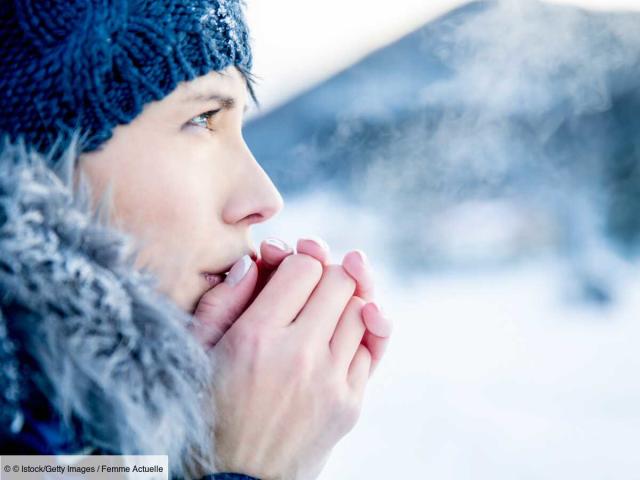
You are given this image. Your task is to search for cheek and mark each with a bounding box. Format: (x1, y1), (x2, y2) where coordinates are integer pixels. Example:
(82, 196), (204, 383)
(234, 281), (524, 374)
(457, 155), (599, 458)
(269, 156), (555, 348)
(120, 173), (188, 228)
(114, 163), (219, 263)
(126, 176), (224, 310)
(83, 135), (228, 284)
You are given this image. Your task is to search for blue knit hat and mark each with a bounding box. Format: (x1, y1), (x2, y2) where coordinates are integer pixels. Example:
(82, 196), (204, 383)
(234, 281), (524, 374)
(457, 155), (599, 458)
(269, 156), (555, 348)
(0, 0), (253, 160)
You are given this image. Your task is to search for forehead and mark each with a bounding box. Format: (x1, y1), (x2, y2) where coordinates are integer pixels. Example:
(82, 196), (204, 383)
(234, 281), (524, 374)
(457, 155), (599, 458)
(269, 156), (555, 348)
(178, 66), (248, 101)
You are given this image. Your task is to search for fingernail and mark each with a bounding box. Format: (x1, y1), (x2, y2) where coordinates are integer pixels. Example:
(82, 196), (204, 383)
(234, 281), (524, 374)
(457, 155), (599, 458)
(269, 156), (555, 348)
(301, 235), (330, 251)
(225, 255), (252, 287)
(264, 237), (292, 252)
(370, 301), (383, 315)
(354, 249), (369, 267)
(368, 302), (392, 337)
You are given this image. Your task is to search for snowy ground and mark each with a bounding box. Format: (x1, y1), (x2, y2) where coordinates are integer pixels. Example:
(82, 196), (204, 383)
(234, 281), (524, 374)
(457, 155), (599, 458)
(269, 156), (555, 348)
(254, 190), (640, 480)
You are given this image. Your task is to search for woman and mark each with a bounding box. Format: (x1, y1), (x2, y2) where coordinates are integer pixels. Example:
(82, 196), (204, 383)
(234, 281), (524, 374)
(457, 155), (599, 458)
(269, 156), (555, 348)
(0, 1), (392, 479)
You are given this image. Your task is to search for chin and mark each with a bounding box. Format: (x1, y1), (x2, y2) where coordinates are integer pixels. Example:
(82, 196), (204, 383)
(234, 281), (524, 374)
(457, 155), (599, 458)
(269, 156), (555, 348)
(165, 278), (206, 316)
(185, 293), (201, 316)
(187, 274), (217, 314)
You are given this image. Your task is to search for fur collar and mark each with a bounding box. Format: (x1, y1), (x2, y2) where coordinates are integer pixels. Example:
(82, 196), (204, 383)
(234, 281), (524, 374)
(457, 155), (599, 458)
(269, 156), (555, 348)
(0, 133), (216, 478)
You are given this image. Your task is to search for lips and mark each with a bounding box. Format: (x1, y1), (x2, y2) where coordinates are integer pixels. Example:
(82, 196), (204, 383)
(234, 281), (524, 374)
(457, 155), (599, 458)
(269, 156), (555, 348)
(202, 250), (257, 288)
(203, 272), (227, 287)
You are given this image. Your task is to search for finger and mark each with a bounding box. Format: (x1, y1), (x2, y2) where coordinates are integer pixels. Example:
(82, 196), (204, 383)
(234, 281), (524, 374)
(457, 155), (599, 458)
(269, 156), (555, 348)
(249, 257), (273, 305)
(191, 256), (258, 348)
(361, 302), (392, 377)
(362, 332), (389, 378)
(294, 265), (356, 341)
(238, 253), (324, 328)
(260, 237), (294, 268)
(348, 344), (372, 398)
(330, 296), (366, 374)
(341, 250), (375, 301)
(297, 236), (331, 266)
(362, 302), (392, 337)
(249, 238), (295, 305)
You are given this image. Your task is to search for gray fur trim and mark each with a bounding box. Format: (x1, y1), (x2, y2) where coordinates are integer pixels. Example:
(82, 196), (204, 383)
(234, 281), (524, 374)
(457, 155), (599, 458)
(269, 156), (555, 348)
(0, 132), (217, 478)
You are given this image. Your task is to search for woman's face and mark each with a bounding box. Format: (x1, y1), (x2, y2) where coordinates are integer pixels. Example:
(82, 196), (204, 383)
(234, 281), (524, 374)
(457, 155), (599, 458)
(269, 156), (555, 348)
(76, 66), (283, 314)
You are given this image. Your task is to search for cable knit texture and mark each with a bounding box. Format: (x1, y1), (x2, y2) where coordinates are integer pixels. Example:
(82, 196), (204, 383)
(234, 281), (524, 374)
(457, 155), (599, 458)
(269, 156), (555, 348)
(0, 0), (252, 161)
(0, 132), (221, 478)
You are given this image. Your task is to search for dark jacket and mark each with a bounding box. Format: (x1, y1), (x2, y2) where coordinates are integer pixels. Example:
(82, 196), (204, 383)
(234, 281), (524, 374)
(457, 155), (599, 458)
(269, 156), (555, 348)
(0, 134), (257, 480)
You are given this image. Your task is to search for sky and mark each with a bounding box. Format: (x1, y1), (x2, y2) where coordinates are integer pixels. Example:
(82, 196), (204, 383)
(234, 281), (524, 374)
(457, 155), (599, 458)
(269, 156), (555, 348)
(244, 0), (640, 116)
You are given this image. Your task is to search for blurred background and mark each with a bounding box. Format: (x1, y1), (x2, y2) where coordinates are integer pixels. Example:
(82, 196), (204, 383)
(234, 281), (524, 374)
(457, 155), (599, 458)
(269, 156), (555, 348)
(245, 1), (640, 478)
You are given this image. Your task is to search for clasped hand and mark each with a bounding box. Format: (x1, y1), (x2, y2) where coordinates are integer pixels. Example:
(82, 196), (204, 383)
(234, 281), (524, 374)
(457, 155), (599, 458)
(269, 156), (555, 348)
(190, 238), (392, 480)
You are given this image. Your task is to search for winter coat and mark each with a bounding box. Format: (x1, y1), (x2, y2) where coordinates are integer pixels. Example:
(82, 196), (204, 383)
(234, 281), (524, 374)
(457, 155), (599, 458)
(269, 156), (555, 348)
(0, 134), (258, 480)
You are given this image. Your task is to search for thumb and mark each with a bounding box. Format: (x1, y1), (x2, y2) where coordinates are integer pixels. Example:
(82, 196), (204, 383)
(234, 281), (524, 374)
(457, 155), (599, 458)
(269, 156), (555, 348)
(192, 255), (258, 349)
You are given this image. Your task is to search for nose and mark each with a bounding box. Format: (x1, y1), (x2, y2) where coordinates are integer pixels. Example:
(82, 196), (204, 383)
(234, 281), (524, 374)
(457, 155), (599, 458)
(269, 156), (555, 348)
(221, 143), (284, 226)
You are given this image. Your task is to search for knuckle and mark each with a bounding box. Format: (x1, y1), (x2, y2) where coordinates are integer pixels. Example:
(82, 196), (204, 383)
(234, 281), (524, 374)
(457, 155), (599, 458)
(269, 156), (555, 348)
(195, 292), (225, 315)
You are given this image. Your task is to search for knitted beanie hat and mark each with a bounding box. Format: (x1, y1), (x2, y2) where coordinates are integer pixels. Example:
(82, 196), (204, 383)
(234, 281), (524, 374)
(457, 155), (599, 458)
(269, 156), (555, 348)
(0, 0), (253, 160)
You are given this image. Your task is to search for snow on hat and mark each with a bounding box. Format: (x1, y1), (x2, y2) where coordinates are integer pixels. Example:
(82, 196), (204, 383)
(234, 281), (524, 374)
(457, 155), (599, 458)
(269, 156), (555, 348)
(0, 0), (253, 160)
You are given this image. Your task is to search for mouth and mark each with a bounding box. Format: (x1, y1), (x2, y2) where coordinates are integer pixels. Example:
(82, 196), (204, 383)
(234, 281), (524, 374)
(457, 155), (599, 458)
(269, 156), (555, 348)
(202, 250), (257, 288)
(202, 271), (227, 288)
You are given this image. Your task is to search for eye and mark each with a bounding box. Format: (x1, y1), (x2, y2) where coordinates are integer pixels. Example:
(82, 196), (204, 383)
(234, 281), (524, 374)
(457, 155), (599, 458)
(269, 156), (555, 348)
(186, 108), (222, 132)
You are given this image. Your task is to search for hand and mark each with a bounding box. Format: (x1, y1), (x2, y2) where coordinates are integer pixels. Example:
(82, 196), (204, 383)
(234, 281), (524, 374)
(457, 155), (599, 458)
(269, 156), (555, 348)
(340, 249), (392, 376)
(190, 237), (295, 348)
(190, 237), (315, 348)
(193, 236), (393, 478)
(210, 252), (370, 480)
(191, 237), (392, 376)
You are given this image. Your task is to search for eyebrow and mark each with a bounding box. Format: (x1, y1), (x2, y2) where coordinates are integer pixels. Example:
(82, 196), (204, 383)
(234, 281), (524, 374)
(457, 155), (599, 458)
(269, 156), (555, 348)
(184, 92), (250, 113)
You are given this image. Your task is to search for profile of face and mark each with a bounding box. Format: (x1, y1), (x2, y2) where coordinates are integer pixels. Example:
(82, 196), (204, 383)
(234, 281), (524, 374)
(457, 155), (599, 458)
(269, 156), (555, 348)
(76, 66), (284, 314)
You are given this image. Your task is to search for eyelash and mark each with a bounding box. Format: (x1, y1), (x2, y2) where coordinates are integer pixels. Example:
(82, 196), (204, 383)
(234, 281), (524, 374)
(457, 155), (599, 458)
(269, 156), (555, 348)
(187, 108), (222, 132)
